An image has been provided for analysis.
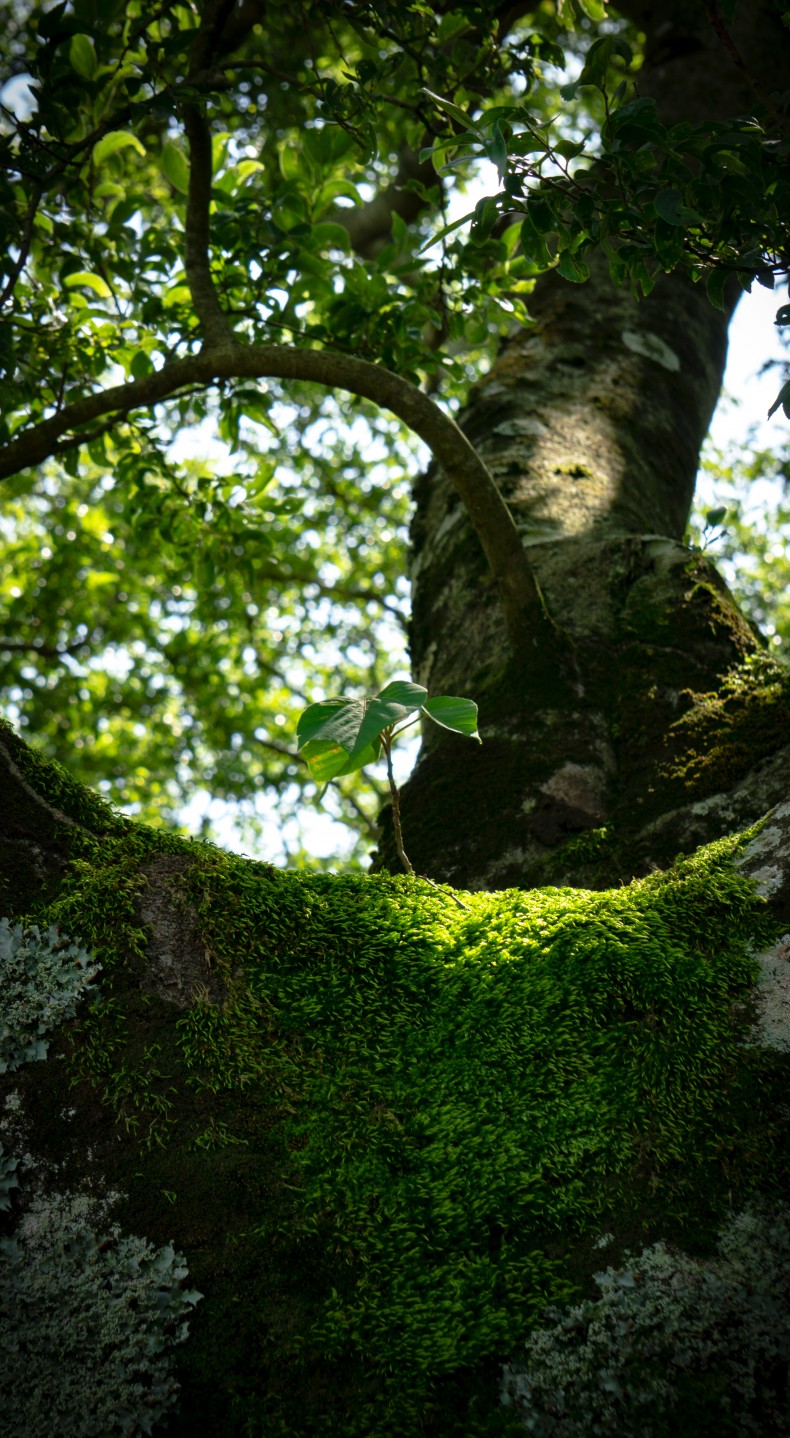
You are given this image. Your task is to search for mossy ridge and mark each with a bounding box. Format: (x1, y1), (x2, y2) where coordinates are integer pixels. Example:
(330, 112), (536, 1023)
(167, 837), (782, 1433)
(10, 806), (788, 1436)
(664, 652), (790, 798)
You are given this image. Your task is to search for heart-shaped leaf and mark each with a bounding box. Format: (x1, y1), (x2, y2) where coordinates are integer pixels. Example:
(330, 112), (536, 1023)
(422, 695), (481, 740)
(300, 735), (381, 784)
(296, 682), (480, 789)
(297, 682), (427, 778)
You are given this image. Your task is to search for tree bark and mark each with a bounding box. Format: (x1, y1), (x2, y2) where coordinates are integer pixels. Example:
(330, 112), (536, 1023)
(3, 8), (790, 1433)
(378, 0), (790, 891)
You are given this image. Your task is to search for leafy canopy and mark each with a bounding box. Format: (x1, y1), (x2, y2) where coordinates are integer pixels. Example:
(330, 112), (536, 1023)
(0, 0), (788, 863)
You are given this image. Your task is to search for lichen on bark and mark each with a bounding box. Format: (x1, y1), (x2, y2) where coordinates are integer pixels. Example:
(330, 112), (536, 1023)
(2, 732), (790, 1436)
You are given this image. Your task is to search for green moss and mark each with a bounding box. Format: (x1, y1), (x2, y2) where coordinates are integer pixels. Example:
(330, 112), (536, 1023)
(665, 653), (790, 797)
(0, 716), (122, 834)
(13, 819), (789, 1436)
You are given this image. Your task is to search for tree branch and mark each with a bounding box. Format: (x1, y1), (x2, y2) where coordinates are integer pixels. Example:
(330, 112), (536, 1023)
(0, 181), (43, 309)
(0, 638), (87, 660)
(0, 343), (543, 647)
(701, 0), (788, 130)
(182, 104), (236, 348)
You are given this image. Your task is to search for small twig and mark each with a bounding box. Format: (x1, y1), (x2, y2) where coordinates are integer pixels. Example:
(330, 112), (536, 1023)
(381, 732), (470, 909)
(0, 181), (43, 308)
(0, 638), (88, 660)
(382, 735), (414, 876)
(702, 0), (789, 132)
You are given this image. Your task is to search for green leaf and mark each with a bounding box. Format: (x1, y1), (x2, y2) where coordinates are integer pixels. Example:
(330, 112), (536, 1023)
(69, 33), (97, 79)
(309, 222), (351, 253)
(556, 252), (590, 284)
(768, 380), (790, 420)
(300, 736), (380, 784)
(296, 682), (428, 783)
(280, 144), (312, 183)
(422, 695), (481, 741)
(64, 271), (112, 299)
(577, 0), (609, 17)
(161, 143), (190, 195)
(418, 208), (477, 253)
(376, 681), (428, 710)
(93, 131), (146, 166)
(485, 122), (508, 181)
(704, 507), (728, 528)
(774, 304), (790, 327)
(520, 213), (551, 268)
(421, 88), (483, 138)
(705, 267), (730, 311)
(296, 695), (394, 768)
(654, 189), (702, 227)
(296, 698), (356, 747)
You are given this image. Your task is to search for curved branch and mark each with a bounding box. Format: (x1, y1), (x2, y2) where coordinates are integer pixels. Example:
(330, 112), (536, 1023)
(0, 342), (543, 646)
(182, 104), (235, 348)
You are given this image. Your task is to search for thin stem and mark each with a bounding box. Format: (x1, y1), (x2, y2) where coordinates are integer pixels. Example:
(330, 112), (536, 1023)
(382, 733), (414, 876)
(381, 730), (470, 909)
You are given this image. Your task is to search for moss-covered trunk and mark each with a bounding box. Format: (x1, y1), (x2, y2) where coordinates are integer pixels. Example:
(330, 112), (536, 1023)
(4, 6), (790, 1436)
(2, 720), (790, 1437)
(381, 0), (790, 891)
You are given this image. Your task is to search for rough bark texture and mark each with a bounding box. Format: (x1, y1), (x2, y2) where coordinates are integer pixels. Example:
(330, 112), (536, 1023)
(378, 0), (790, 891)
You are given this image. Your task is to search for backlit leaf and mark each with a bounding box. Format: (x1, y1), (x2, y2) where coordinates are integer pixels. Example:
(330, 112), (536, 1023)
(69, 34), (96, 79)
(161, 143), (190, 195)
(93, 131), (146, 166)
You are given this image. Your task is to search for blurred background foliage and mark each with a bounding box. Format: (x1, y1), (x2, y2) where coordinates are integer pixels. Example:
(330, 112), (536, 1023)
(0, 0), (787, 865)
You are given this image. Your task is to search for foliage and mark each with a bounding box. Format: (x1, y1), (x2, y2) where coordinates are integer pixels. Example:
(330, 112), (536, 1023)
(297, 677), (480, 872)
(501, 1203), (790, 1437)
(0, 1190), (201, 1438)
(0, 915), (100, 1072)
(422, 27), (790, 315)
(0, 409), (413, 863)
(689, 437), (790, 657)
(0, 0), (787, 865)
(297, 679), (480, 786)
(0, 0), (550, 859)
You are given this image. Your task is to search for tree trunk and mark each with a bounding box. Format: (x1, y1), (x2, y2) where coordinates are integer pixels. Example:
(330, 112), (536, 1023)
(379, 0), (790, 890)
(3, 6), (790, 1436)
(2, 717), (790, 1436)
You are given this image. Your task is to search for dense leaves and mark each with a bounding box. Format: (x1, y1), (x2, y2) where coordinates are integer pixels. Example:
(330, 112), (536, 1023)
(0, 0), (788, 862)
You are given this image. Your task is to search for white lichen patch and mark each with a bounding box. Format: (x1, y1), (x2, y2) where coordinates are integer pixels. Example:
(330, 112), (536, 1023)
(492, 417), (549, 438)
(750, 934), (790, 1053)
(0, 917), (100, 1073)
(748, 864), (784, 897)
(0, 920), (200, 1435)
(539, 763), (606, 820)
(502, 1203), (790, 1436)
(738, 803), (790, 873)
(621, 328), (681, 372)
(0, 1189), (201, 1438)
